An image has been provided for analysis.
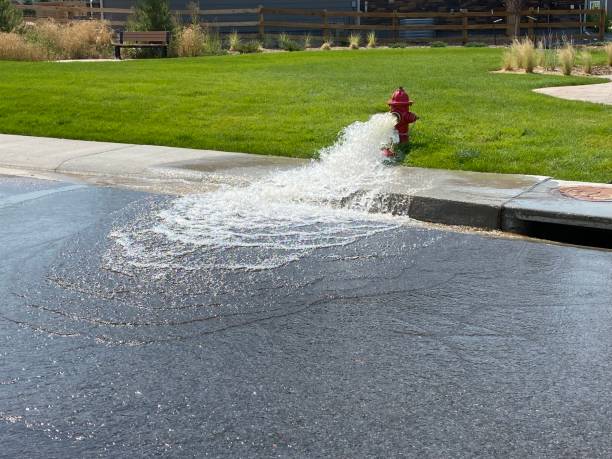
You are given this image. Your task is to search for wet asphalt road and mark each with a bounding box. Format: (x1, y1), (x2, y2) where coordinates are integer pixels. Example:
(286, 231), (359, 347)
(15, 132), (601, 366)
(1, 175), (612, 458)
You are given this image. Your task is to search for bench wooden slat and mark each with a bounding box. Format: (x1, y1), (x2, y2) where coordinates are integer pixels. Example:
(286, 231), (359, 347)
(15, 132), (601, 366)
(121, 31), (168, 40)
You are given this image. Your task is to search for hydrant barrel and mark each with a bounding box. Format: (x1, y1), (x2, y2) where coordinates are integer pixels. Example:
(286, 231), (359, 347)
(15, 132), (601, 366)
(387, 87), (417, 144)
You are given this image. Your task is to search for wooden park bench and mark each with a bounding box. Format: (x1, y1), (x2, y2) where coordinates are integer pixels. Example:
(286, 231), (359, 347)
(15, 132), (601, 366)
(113, 31), (171, 60)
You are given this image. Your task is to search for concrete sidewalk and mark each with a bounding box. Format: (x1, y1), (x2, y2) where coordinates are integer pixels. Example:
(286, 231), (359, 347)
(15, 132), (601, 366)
(0, 133), (610, 239)
(534, 75), (612, 106)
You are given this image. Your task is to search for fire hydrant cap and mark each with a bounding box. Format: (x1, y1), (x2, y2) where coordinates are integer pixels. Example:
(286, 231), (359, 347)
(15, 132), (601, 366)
(388, 87), (413, 106)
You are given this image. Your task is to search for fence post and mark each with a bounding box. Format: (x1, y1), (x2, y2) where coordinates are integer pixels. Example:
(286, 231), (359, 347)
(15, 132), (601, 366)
(322, 9), (328, 42)
(599, 9), (606, 41)
(393, 10), (399, 43)
(462, 12), (468, 44)
(258, 5), (265, 41)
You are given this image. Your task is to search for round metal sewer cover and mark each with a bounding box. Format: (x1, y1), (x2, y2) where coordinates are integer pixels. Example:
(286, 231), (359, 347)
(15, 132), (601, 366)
(559, 185), (612, 202)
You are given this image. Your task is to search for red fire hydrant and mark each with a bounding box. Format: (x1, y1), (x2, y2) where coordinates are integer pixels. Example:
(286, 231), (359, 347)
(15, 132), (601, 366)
(382, 87), (418, 159)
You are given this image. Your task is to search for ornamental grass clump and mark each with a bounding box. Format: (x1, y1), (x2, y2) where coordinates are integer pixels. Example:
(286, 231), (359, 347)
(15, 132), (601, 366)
(320, 39), (332, 50)
(604, 42), (612, 66)
(558, 44), (576, 75)
(501, 49), (517, 70)
(303, 33), (312, 49)
(580, 50), (592, 74)
(0, 31), (44, 60)
(202, 26), (223, 55)
(348, 33), (361, 49)
(278, 32), (303, 51)
(366, 31), (376, 48)
(235, 40), (261, 54)
(176, 24), (205, 57)
(516, 38), (537, 72)
(228, 30), (240, 52)
(537, 39), (557, 71)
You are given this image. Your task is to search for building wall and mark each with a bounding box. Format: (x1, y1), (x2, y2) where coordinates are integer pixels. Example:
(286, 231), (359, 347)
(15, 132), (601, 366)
(101, 0), (356, 28)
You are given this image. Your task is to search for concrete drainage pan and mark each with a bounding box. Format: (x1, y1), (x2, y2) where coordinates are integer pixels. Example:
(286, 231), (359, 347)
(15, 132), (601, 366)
(559, 185), (612, 202)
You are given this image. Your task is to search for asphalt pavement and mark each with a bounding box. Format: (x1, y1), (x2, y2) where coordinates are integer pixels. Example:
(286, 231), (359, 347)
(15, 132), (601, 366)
(1, 174), (612, 457)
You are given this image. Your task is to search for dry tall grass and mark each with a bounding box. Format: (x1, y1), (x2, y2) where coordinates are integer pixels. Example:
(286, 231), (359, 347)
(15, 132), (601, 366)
(558, 44), (576, 75)
(514, 38), (537, 72)
(0, 32), (44, 60)
(26, 19), (112, 59)
(502, 38), (535, 71)
(605, 43), (612, 66)
(501, 49), (516, 70)
(320, 39), (332, 51)
(176, 24), (204, 57)
(580, 50), (592, 74)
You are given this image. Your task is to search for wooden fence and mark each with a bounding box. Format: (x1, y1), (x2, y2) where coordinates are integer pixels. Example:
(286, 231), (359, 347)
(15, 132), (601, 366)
(15, 3), (608, 43)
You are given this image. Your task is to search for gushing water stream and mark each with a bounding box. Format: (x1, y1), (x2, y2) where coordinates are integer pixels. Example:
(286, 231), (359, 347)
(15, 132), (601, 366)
(106, 113), (408, 273)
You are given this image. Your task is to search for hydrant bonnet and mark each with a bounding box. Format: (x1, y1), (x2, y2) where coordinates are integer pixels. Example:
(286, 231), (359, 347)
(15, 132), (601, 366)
(387, 87), (413, 108)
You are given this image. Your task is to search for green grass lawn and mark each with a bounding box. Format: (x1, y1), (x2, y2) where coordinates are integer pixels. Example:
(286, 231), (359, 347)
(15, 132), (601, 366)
(0, 48), (610, 182)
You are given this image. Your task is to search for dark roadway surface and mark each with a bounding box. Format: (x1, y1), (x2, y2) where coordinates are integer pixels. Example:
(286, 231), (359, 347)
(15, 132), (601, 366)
(1, 175), (612, 457)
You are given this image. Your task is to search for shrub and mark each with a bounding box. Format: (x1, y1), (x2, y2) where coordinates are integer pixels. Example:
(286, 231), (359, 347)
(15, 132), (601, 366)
(388, 42), (406, 48)
(278, 32), (303, 51)
(430, 41), (447, 48)
(366, 31), (376, 48)
(228, 30), (240, 52)
(0, 31), (44, 60)
(128, 0), (174, 33)
(0, 0), (22, 32)
(464, 42), (487, 47)
(348, 33), (360, 49)
(235, 40), (261, 54)
(604, 42), (612, 66)
(558, 44), (575, 75)
(580, 50), (592, 74)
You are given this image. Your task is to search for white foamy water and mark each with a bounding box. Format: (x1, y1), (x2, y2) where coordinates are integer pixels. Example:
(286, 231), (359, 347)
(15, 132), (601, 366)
(107, 113), (412, 272)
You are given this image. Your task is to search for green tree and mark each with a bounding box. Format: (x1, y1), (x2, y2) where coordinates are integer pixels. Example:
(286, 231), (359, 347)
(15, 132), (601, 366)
(0, 0), (23, 33)
(128, 0), (174, 32)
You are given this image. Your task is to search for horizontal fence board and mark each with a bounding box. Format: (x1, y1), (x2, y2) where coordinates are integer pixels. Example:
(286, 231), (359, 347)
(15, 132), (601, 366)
(261, 8), (324, 17)
(201, 21), (259, 27)
(519, 21), (598, 27)
(171, 8), (259, 15)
